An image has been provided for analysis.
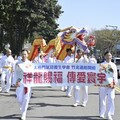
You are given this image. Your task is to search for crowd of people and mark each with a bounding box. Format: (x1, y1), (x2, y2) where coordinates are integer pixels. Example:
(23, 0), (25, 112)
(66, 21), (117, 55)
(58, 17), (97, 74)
(0, 47), (118, 120)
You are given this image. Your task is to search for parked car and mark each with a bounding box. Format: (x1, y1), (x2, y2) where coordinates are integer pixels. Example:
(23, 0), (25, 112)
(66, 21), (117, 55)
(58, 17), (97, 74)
(112, 57), (120, 79)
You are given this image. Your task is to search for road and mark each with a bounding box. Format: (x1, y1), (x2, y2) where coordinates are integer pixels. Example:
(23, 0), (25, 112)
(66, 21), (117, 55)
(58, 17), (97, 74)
(0, 86), (120, 120)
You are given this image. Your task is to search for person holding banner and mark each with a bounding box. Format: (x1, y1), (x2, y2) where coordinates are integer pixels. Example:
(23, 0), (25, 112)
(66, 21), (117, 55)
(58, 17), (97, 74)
(99, 51), (118, 120)
(15, 49), (32, 120)
(63, 48), (74, 97)
(73, 49), (89, 107)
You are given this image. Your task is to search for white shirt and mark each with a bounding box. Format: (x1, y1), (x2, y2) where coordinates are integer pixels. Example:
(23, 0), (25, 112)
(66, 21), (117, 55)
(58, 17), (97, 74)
(63, 55), (74, 63)
(101, 61), (118, 84)
(17, 56), (22, 61)
(89, 57), (97, 64)
(0, 55), (15, 71)
(47, 57), (57, 63)
(14, 59), (33, 86)
(76, 55), (89, 63)
(33, 54), (44, 63)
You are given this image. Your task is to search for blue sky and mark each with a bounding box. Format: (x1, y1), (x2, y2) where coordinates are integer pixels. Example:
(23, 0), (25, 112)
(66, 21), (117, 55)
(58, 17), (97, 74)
(57, 0), (120, 31)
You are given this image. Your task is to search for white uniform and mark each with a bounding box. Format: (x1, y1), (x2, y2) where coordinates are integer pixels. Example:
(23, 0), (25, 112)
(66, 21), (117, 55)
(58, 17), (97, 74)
(47, 57), (57, 63)
(17, 56), (22, 61)
(89, 57), (97, 64)
(73, 55), (89, 107)
(0, 55), (3, 75)
(15, 59), (32, 120)
(0, 55), (3, 91)
(99, 61), (118, 119)
(33, 54), (44, 63)
(0, 55), (14, 93)
(12, 59), (20, 86)
(63, 55), (74, 97)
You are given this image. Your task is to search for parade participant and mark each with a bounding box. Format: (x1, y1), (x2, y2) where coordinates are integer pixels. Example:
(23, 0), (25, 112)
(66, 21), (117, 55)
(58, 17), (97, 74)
(47, 50), (57, 63)
(33, 48), (45, 63)
(0, 55), (3, 90)
(63, 48), (74, 97)
(73, 49), (89, 107)
(0, 48), (15, 93)
(99, 51), (118, 120)
(12, 53), (22, 87)
(17, 51), (22, 61)
(15, 49), (32, 120)
(89, 54), (97, 64)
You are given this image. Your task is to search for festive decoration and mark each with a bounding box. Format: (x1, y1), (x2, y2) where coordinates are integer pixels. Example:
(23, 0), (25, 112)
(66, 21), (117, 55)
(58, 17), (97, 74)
(76, 28), (88, 41)
(28, 26), (95, 61)
(87, 35), (96, 47)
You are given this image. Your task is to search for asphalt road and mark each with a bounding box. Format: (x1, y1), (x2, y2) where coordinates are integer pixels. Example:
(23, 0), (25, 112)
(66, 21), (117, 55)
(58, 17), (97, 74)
(0, 86), (120, 120)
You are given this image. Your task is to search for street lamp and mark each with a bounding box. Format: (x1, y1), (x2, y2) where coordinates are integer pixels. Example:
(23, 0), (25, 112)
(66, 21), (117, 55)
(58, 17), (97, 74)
(105, 25), (118, 30)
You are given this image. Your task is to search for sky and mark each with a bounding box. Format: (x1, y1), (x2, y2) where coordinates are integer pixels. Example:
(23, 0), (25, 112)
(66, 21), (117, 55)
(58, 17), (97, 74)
(57, 0), (120, 31)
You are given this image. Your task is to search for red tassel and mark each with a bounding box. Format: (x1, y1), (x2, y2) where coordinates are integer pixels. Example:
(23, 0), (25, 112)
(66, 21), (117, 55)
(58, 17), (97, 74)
(24, 87), (28, 94)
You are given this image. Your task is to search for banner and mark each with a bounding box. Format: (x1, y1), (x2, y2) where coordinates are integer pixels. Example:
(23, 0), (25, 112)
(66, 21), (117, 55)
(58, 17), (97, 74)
(18, 63), (111, 87)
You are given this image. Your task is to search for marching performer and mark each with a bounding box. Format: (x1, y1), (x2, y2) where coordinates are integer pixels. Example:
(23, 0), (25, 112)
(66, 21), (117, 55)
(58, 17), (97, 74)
(89, 54), (97, 64)
(0, 49), (15, 93)
(63, 48), (74, 97)
(15, 49), (32, 120)
(47, 49), (57, 63)
(12, 54), (21, 86)
(99, 51), (118, 120)
(45, 48), (63, 63)
(73, 49), (89, 107)
(32, 48), (45, 63)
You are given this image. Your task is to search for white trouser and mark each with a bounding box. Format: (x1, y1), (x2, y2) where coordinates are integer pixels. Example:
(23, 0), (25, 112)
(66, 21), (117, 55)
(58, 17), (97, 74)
(99, 87), (115, 116)
(61, 86), (67, 90)
(16, 85), (31, 119)
(73, 86), (88, 104)
(66, 86), (73, 96)
(1, 70), (12, 92)
(11, 72), (16, 85)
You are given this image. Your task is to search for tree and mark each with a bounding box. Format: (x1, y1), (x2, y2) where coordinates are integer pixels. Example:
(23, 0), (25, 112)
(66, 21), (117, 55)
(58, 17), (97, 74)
(0, 0), (63, 54)
(93, 29), (120, 56)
